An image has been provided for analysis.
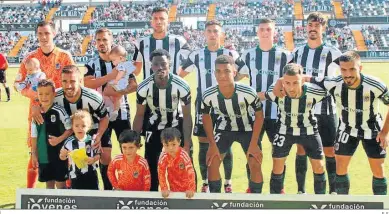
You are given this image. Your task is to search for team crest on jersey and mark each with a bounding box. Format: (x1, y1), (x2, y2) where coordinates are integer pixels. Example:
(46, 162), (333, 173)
(169, 42), (175, 48)
(213, 106), (220, 114)
(145, 44), (149, 48)
(172, 95), (178, 103)
(239, 102), (246, 110)
(306, 101), (313, 108)
(85, 145), (91, 154)
(320, 53), (327, 62)
(51, 115), (56, 122)
(275, 55), (281, 64)
(364, 93), (370, 102)
(56, 63), (61, 70)
(133, 171), (139, 178)
(179, 162), (185, 170)
(200, 57), (204, 62)
(251, 57), (255, 62)
(382, 93), (389, 104)
(279, 100), (284, 105)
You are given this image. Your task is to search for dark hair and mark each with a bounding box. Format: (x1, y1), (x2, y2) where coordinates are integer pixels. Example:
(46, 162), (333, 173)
(152, 7), (169, 15)
(36, 21), (55, 32)
(339, 51), (361, 63)
(118, 129), (142, 148)
(215, 55), (235, 66)
(205, 20), (222, 29)
(95, 28), (113, 37)
(37, 79), (55, 92)
(62, 65), (81, 75)
(307, 12), (327, 26)
(150, 49), (171, 61)
(259, 18), (275, 25)
(283, 63), (303, 76)
(160, 127), (181, 144)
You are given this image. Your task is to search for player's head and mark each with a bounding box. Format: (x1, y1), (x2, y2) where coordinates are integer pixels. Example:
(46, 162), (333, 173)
(161, 128), (181, 156)
(306, 12), (327, 41)
(71, 110), (93, 140)
(204, 20), (223, 47)
(257, 18), (275, 44)
(150, 49), (171, 81)
(37, 79), (55, 108)
(95, 28), (113, 54)
(118, 129), (142, 157)
(339, 51), (362, 87)
(109, 45), (128, 66)
(214, 55), (237, 87)
(61, 65), (82, 99)
(36, 21), (56, 49)
(25, 58), (41, 75)
(282, 63), (304, 98)
(151, 7), (169, 34)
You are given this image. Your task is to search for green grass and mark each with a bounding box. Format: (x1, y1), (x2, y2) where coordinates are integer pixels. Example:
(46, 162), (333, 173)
(1, 63), (389, 207)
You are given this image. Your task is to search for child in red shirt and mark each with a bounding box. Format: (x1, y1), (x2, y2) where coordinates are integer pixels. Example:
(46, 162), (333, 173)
(158, 128), (196, 199)
(108, 129), (151, 191)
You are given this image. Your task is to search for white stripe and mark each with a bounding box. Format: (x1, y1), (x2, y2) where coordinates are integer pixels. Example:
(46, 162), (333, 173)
(156, 40), (163, 49)
(261, 52), (269, 93)
(224, 99), (238, 131)
(271, 51), (283, 119)
(363, 86), (371, 139)
(249, 50), (257, 91)
(290, 99), (300, 128)
(171, 83), (179, 128)
(307, 127), (314, 135)
(168, 36), (176, 73)
(199, 50), (207, 96)
(158, 89), (167, 129)
(210, 51), (218, 87)
(348, 89), (357, 132)
(306, 49), (315, 77)
(318, 47), (329, 78)
(237, 92), (251, 131)
(293, 127), (300, 136)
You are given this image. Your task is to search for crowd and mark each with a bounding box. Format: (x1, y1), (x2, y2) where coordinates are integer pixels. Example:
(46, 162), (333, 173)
(342, 0), (389, 17)
(0, 6), (47, 24)
(0, 32), (22, 56)
(178, 1), (208, 15)
(361, 25), (381, 51)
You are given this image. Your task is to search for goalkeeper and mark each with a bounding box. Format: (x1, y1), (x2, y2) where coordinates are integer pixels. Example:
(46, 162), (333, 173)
(60, 110), (101, 190)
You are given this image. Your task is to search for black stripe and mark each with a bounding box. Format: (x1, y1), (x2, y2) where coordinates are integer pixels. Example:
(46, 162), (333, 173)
(355, 86), (364, 137)
(165, 84), (173, 128)
(152, 83), (161, 128)
(324, 50), (333, 77)
(140, 40), (146, 79)
(368, 91), (376, 137)
(300, 46), (309, 71)
(341, 84), (349, 126)
(284, 97), (292, 128)
(297, 97), (306, 128)
(246, 51), (253, 88)
(311, 46), (323, 77)
(62, 96), (72, 117)
(195, 53), (202, 96)
(280, 52), (287, 78)
(150, 37), (157, 77)
(204, 48), (213, 89)
(217, 94), (230, 131)
(232, 93), (245, 130)
(265, 51), (276, 118)
(255, 48), (262, 92)
(173, 38), (181, 74)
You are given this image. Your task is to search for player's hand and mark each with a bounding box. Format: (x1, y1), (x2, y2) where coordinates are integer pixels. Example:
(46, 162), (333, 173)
(247, 143), (263, 164)
(162, 190), (170, 198)
(257, 92), (266, 101)
(183, 143), (191, 155)
(48, 135), (61, 146)
(92, 134), (103, 152)
(31, 153), (39, 169)
(87, 157), (95, 165)
(32, 105), (44, 125)
(272, 78), (286, 98)
(108, 68), (119, 80)
(185, 190), (194, 199)
(376, 131), (389, 150)
(206, 144), (221, 167)
(60, 149), (69, 160)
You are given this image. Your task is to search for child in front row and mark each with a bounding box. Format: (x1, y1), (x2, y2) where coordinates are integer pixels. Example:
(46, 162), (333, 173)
(158, 128), (196, 199)
(30, 79), (73, 189)
(15, 57), (46, 93)
(60, 110), (100, 190)
(108, 129), (151, 191)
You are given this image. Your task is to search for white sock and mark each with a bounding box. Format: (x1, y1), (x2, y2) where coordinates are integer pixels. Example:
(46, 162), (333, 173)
(225, 179), (232, 185)
(203, 179), (208, 185)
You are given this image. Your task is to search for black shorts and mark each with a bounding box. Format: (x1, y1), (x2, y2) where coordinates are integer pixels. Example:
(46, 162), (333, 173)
(214, 130), (262, 155)
(272, 132), (324, 159)
(0, 70), (6, 83)
(38, 160), (68, 182)
(259, 119), (278, 143)
(106, 118), (131, 145)
(316, 114), (338, 147)
(71, 170), (99, 190)
(89, 128), (112, 148)
(334, 131), (386, 158)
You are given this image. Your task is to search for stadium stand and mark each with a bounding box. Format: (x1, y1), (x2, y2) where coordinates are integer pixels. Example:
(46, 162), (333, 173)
(178, 1), (208, 15)
(342, 0), (389, 17)
(361, 25), (389, 50)
(0, 5), (47, 24)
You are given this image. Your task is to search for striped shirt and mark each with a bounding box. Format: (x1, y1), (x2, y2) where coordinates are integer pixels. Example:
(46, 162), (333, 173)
(311, 74), (389, 139)
(63, 135), (99, 179)
(136, 73), (191, 130)
(293, 43), (342, 115)
(202, 83), (263, 132)
(85, 56), (134, 121)
(54, 87), (108, 130)
(265, 83), (327, 136)
(241, 45), (293, 119)
(133, 34), (190, 79)
(182, 47), (249, 102)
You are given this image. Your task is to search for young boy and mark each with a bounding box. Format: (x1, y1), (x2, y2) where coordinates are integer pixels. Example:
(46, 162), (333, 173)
(30, 79), (72, 189)
(15, 58), (46, 92)
(108, 129), (151, 191)
(103, 45), (135, 121)
(158, 128), (196, 199)
(60, 110), (101, 190)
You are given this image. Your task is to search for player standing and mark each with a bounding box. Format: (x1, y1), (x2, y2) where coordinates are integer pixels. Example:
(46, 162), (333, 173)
(14, 21), (74, 188)
(0, 53), (10, 102)
(178, 20), (248, 193)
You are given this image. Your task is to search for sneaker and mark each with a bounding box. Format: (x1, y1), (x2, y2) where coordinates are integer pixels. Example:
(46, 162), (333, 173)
(201, 183), (209, 193)
(246, 188), (251, 193)
(224, 184), (232, 193)
(297, 191), (306, 194)
(6, 98), (10, 102)
(330, 192), (337, 195)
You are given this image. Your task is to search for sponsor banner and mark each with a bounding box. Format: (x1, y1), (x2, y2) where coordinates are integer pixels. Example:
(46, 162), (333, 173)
(73, 55), (93, 63)
(0, 24), (37, 31)
(349, 16), (389, 24)
(197, 19), (292, 29)
(16, 189), (389, 209)
(55, 10), (83, 18)
(302, 19), (348, 28)
(6, 57), (21, 64)
(70, 21), (185, 32)
(169, 22), (183, 31)
(358, 51), (389, 59)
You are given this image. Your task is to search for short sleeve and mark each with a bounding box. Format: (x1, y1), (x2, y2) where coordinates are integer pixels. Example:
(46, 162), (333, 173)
(379, 88), (389, 105)
(136, 85), (147, 105)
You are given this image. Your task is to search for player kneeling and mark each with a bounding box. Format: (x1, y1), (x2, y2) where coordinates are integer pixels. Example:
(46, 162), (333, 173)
(60, 110), (101, 190)
(108, 129), (151, 191)
(30, 80), (73, 189)
(158, 128), (196, 199)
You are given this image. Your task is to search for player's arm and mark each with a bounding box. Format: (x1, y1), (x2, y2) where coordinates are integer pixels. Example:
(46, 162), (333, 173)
(133, 86), (147, 133)
(30, 122), (39, 169)
(184, 154), (196, 192)
(232, 50), (249, 81)
(247, 95), (264, 163)
(158, 154), (169, 197)
(327, 49), (342, 77)
(92, 99), (109, 149)
(201, 96), (221, 165)
(180, 86), (193, 153)
(83, 64), (118, 89)
(142, 161), (151, 191)
(107, 159), (119, 189)
(178, 51), (196, 78)
(59, 139), (71, 161)
(264, 84), (278, 101)
(132, 44), (143, 76)
(376, 87), (389, 148)
(107, 74), (138, 96)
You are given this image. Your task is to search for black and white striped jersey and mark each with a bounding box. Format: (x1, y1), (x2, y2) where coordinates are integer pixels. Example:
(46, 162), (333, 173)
(133, 34), (191, 79)
(85, 56), (134, 121)
(266, 83), (327, 136)
(293, 43), (342, 115)
(311, 74), (389, 139)
(136, 73), (191, 130)
(241, 45), (293, 119)
(202, 83), (263, 132)
(63, 135), (99, 179)
(54, 87), (108, 130)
